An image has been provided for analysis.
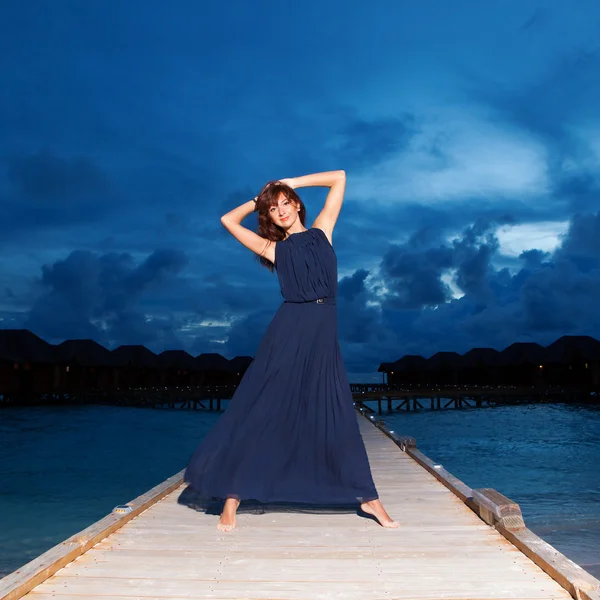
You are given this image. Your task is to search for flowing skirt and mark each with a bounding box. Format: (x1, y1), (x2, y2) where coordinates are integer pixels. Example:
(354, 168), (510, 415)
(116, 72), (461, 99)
(184, 300), (378, 504)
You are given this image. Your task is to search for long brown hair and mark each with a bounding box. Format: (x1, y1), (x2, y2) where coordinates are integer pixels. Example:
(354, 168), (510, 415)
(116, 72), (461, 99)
(255, 181), (307, 271)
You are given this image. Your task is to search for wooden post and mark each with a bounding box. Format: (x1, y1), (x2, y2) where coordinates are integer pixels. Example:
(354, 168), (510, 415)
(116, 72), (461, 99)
(472, 488), (525, 531)
(472, 488), (600, 600)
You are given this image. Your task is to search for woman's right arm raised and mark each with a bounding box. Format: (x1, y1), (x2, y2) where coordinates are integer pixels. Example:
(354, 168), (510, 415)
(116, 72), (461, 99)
(220, 199), (275, 264)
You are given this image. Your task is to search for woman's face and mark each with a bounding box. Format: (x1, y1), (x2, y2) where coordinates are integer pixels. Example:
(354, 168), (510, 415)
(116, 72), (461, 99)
(269, 193), (299, 228)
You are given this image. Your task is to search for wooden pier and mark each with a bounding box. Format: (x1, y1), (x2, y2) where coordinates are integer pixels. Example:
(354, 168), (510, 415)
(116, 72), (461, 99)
(351, 384), (599, 414)
(2, 413), (600, 600)
(3, 384), (598, 412)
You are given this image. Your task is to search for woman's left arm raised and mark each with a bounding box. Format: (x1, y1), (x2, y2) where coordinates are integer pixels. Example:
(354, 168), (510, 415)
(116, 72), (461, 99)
(281, 170), (346, 243)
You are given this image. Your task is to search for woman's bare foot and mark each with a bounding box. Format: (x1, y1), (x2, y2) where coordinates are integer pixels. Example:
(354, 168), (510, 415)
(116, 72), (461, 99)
(360, 499), (399, 528)
(217, 498), (240, 532)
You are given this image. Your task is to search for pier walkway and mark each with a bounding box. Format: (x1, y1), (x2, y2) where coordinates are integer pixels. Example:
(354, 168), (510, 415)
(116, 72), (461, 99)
(2, 414), (599, 600)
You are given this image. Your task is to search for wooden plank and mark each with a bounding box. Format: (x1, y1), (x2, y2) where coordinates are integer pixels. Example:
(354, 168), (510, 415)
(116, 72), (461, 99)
(469, 486), (600, 598)
(498, 524), (600, 600)
(24, 596), (573, 600)
(58, 552), (540, 574)
(0, 471), (185, 600)
(28, 584), (570, 600)
(364, 427), (475, 503)
(30, 577), (569, 600)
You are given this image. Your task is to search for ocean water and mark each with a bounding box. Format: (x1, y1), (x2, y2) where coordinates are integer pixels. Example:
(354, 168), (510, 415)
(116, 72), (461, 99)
(0, 403), (599, 578)
(0, 405), (221, 576)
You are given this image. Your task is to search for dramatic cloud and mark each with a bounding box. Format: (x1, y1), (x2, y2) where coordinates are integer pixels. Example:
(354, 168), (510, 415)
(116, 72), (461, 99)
(25, 249), (189, 348)
(2, 1), (600, 377)
(335, 210), (600, 373)
(380, 233), (454, 310)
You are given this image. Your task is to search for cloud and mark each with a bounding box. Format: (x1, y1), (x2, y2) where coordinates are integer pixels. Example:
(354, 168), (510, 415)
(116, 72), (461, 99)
(376, 219), (503, 311)
(332, 115), (416, 171)
(3, 0), (600, 379)
(350, 113), (550, 206)
(0, 151), (112, 238)
(558, 212), (600, 264)
(334, 211), (600, 373)
(380, 233), (454, 310)
(337, 269), (380, 344)
(6, 151), (109, 202)
(496, 221), (569, 257)
(520, 8), (549, 31)
(25, 249), (189, 348)
(466, 45), (600, 216)
(452, 221), (499, 301)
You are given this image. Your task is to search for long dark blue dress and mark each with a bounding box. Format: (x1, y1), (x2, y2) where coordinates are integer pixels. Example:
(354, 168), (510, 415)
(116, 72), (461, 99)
(184, 227), (378, 504)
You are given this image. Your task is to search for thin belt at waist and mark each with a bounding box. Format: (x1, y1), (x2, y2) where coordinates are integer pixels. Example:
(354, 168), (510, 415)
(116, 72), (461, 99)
(284, 297), (337, 306)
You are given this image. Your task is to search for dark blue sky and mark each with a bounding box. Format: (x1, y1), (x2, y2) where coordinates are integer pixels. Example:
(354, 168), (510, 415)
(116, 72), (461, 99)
(1, 1), (600, 379)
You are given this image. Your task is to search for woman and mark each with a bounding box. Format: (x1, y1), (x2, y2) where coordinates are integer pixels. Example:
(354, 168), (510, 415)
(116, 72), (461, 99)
(185, 170), (397, 531)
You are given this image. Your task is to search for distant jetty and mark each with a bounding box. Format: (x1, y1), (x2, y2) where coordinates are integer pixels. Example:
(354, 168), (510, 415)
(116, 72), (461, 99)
(378, 336), (600, 388)
(1, 330), (599, 408)
(0, 329), (250, 406)
(352, 336), (600, 413)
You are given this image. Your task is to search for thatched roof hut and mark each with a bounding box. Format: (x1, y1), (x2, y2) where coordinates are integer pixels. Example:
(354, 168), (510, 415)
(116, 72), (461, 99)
(55, 339), (115, 366)
(158, 350), (197, 370)
(497, 342), (547, 366)
(544, 335), (600, 363)
(425, 351), (463, 370)
(0, 329), (55, 363)
(459, 347), (501, 384)
(385, 355), (428, 385)
(228, 356), (253, 373)
(195, 353), (231, 372)
(391, 355), (428, 372)
(423, 351), (462, 384)
(111, 345), (159, 368)
(461, 347), (501, 368)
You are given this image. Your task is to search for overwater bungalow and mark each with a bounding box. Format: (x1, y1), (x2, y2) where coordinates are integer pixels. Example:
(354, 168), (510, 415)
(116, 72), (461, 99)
(111, 345), (160, 388)
(452, 347), (500, 385)
(543, 335), (600, 385)
(377, 362), (395, 384)
(54, 339), (118, 392)
(0, 329), (57, 397)
(496, 342), (547, 386)
(424, 351), (463, 385)
(387, 355), (428, 386)
(195, 352), (235, 385)
(157, 350), (198, 386)
(378, 336), (600, 389)
(228, 355), (253, 384)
